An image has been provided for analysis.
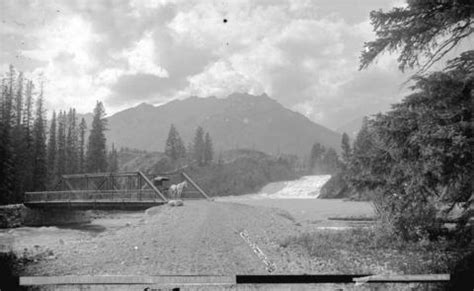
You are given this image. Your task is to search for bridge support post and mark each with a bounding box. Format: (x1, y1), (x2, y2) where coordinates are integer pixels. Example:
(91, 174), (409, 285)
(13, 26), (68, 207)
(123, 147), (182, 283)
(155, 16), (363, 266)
(182, 172), (212, 200)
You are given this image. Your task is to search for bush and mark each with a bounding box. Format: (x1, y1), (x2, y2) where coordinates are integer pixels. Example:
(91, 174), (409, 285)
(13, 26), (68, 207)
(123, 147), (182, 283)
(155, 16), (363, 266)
(279, 227), (472, 274)
(345, 68), (473, 242)
(319, 173), (349, 199)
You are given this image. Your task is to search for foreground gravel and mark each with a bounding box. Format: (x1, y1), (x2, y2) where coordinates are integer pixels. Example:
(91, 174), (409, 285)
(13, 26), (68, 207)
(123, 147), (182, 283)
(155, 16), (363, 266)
(24, 201), (306, 276)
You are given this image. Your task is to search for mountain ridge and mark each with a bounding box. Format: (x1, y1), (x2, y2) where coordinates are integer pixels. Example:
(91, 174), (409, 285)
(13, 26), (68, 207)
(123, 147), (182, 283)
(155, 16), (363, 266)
(104, 93), (342, 156)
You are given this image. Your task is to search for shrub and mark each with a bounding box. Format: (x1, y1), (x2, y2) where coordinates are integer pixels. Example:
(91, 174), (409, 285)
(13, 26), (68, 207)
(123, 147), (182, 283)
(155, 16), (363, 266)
(279, 228), (471, 274)
(346, 67), (473, 242)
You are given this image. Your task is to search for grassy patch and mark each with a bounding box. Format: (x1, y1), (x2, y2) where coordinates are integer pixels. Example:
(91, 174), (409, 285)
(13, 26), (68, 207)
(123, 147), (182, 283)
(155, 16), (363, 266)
(278, 227), (471, 274)
(276, 211), (296, 222)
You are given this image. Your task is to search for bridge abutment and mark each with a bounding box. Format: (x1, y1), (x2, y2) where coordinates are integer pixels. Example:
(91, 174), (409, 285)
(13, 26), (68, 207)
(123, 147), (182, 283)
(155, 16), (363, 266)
(22, 207), (92, 226)
(0, 204), (91, 228)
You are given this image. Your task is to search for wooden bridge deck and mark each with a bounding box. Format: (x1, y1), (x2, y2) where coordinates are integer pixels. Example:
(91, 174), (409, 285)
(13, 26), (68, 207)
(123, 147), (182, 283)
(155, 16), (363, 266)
(24, 190), (166, 210)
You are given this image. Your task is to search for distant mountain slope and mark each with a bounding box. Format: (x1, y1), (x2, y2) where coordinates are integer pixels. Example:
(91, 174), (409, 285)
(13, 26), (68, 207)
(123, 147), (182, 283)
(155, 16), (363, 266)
(106, 93), (342, 156)
(336, 116), (364, 138)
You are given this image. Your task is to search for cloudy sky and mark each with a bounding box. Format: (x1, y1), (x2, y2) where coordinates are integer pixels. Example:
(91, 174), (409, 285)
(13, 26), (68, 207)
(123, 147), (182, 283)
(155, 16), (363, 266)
(1, 0), (415, 130)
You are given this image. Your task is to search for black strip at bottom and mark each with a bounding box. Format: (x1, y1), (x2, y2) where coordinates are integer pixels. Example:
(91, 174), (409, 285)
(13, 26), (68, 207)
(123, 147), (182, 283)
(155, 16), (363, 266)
(236, 275), (371, 284)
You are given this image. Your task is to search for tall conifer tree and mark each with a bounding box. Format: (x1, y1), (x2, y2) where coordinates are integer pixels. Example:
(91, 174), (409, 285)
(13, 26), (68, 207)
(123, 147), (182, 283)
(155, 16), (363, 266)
(0, 73), (14, 203)
(56, 111), (67, 177)
(21, 80), (34, 192)
(47, 111), (57, 185)
(341, 133), (351, 167)
(78, 118), (87, 173)
(65, 108), (78, 173)
(309, 143), (326, 173)
(86, 101), (108, 173)
(164, 124), (186, 161)
(193, 126), (205, 166)
(32, 85), (47, 191)
(12, 72), (25, 200)
(204, 132), (213, 165)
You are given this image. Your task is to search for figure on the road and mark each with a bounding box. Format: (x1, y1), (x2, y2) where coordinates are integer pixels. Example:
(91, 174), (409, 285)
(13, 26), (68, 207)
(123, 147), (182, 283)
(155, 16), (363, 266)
(169, 181), (188, 200)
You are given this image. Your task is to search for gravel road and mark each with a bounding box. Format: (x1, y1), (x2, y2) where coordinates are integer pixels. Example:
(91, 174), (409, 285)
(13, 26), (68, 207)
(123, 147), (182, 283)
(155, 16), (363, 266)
(24, 201), (304, 276)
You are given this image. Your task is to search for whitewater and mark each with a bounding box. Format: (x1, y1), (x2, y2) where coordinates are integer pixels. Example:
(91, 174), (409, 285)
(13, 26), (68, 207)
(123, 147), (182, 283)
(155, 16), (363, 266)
(217, 175), (332, 200)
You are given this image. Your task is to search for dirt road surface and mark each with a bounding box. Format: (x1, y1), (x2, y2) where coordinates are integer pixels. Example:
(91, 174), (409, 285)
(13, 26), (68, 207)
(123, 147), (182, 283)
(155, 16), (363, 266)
(24, 201), (306, 276)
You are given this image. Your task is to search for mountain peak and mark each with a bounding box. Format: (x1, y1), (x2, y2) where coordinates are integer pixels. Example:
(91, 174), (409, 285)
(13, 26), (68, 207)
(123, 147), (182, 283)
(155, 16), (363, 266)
(106, 93), (341, 155)
(226, 92), (278, 106)
(227, 92), (270, 99)
(135, 102), (154, 108)
(227, 92), (253, 99)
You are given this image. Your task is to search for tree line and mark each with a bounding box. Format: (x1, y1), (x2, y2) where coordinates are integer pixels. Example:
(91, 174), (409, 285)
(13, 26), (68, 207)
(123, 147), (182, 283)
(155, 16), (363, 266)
(324, 54), (472, 242)
(339, 59), (472, 241)
(341, 0), (473, 242)
(164, 124), (214, 167)
(0, 66), (117, 205)
(308, 143), (340, 175)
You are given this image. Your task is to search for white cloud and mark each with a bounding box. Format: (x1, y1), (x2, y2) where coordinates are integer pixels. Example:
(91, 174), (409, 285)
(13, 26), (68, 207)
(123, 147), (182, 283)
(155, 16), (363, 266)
(2, 0), (412, 128)
(18, 15), (107, 113)
(187, 60), (264, 97)
(22, 15), (100, 70)
(122, 32), (169, 77)
(18, 15), (169, 113)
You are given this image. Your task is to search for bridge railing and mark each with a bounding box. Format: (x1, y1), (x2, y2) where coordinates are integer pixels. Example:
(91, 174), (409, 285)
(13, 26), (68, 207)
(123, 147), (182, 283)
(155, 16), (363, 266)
(24, 190), (160, 203)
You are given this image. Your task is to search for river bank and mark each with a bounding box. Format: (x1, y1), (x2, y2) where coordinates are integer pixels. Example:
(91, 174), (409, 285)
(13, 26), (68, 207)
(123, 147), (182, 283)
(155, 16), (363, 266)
(0, 199), (469, 290)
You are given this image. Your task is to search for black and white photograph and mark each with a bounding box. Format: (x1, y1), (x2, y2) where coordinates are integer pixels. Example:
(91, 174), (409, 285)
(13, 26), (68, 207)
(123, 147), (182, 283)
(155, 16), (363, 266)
(0, 0), (472, 290)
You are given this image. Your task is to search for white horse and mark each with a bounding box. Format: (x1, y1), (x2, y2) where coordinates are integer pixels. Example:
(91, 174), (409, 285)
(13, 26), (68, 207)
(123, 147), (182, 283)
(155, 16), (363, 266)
(168, 181), (188, 200)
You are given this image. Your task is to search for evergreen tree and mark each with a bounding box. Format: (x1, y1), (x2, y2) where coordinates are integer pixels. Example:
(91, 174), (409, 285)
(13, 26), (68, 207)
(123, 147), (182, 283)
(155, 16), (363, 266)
(164, 124), (186, 161)
(56, 111), (67, 176)
(22, 81), (34, 146)
(107, 143), (119, 172)
(0, 67), (38, 202)
(0, 66), (96, 202)
(176, 133), (186, 159)
(21, 80), (34, 192)
(204, 132), (214, 165)
(321, 148), (340, 174)
(12, 72), (26, 201)
(341, 132), (351, 167)
(364, 67), (473, 240)
(65, 108), (78, 173)
(347, 117), (379, 191)
(0, 72), (14, 203)
(193, 126), (205, 166)
(86, 101), (108, 173)
(309, 142), (326, 173)
(360, 0), (472, 74)
(13, 72), (23, 128)
(78, 118), (87, 173)
(186, 141), (194, 163)
(47, 111), (57, 186)
(32, 86), (47, 191)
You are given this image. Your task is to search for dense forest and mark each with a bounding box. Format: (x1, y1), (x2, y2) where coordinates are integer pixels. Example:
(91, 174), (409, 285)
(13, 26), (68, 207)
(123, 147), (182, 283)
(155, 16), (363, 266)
(0, 66), (117, 205)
